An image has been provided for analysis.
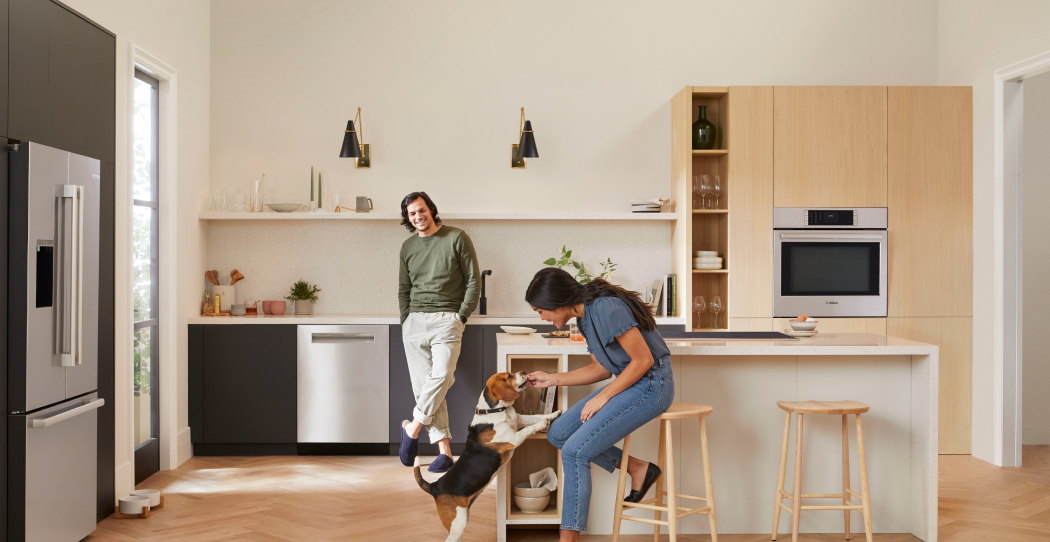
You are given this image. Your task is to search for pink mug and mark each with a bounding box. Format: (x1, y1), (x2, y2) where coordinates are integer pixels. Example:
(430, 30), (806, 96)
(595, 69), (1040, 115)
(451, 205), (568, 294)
(270, 301), (286, 315)
(262, 301), (272, 315)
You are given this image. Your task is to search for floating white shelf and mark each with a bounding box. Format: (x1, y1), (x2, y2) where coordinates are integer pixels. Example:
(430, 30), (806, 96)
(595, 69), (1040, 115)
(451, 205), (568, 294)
(198, 212), (678, 221)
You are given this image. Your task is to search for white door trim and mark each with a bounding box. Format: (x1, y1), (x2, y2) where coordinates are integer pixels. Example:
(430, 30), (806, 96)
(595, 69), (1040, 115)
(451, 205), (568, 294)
(128, 44), (180, 472)
(992, 48), (1050, 466)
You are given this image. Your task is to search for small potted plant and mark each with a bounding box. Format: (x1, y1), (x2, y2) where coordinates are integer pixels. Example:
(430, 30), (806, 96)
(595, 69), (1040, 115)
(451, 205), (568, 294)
(286, 280), (321, 315)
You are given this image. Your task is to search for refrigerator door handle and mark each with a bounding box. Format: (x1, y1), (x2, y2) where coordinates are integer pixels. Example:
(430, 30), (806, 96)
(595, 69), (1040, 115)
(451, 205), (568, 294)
(53, 185), (83, 367)
(29, 398), (104, 428)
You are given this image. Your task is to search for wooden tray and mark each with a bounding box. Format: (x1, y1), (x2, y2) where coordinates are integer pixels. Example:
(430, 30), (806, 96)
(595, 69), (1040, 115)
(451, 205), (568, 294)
(201, 312), (231, 317)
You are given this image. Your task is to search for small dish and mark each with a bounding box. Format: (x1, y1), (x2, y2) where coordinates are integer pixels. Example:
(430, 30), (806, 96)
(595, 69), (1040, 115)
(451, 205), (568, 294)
(131, 489), (161, 507)
(789, 320), (818, 332)
(513, 494), (551, 513)
(696, 251), (718, 257)
(265, 203), (304, 213)
(500, 326), (537, 335)
(118, 495), (150, 515)
(783, 329), (818, 337)
(514, 482), (552, 498)
(694, 263), (723, 270)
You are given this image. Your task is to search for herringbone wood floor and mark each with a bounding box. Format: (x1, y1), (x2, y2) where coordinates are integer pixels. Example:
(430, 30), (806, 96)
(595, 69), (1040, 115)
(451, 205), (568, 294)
(84, 447), (1050, 541)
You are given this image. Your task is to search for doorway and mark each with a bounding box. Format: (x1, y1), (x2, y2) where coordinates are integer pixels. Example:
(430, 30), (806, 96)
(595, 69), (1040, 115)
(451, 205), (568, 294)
(132, 68), (160, 483)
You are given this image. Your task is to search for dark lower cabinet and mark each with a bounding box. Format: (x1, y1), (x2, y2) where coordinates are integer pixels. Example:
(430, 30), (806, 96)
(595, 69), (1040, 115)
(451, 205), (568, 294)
(190, 325), (297, 454)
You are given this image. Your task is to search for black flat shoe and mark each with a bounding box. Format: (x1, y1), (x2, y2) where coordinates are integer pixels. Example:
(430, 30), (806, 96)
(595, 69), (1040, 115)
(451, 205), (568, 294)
(624, 462), (662, 503)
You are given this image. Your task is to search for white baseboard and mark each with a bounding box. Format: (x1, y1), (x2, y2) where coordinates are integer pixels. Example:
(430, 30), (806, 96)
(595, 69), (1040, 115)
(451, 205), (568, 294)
(176, 426), (193, 467)
(114, 460), (133, 498)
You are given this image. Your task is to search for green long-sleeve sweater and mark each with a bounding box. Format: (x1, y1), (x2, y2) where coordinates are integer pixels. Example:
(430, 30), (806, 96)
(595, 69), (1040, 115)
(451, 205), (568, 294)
(398, 226), (481, 324)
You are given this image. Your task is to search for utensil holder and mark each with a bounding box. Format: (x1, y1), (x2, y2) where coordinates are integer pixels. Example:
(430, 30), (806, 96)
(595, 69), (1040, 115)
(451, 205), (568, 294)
(211, 285), (236, 312)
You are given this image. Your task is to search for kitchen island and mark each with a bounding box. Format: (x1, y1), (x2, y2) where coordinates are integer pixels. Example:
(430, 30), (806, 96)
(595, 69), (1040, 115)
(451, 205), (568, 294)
(494, 333), (937, 541)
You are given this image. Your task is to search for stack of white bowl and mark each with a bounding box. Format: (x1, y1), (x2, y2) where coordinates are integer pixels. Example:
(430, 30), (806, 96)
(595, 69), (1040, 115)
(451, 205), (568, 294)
(513, 482), (552, 513)
(693, 250), (722, 270)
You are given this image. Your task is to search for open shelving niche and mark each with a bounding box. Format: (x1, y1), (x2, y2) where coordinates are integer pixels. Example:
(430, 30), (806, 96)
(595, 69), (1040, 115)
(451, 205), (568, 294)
(496, 354), (569, 529)
(673, 86), (731, 331)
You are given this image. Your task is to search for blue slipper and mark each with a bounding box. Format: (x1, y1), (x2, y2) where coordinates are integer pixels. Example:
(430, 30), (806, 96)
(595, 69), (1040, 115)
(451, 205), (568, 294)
(399, 421), (418, 467)
(428, 454), (454, 473)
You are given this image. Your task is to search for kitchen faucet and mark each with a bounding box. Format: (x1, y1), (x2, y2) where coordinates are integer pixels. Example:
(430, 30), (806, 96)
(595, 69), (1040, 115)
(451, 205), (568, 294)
(480, 270), (492, 315)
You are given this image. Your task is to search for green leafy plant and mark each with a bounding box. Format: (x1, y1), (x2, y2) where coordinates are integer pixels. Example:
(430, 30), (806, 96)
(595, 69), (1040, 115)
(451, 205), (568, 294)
(286, 280), (321, 302)
(543, 245), (617, 284)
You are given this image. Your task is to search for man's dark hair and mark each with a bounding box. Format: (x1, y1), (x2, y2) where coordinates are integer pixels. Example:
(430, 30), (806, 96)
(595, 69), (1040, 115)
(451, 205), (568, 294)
(400, 192), (442, 233)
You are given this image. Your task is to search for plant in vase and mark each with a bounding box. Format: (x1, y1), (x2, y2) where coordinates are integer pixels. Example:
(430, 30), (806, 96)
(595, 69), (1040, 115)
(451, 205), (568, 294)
(543, 246), (617, 284)
(286, 280), (321, 315)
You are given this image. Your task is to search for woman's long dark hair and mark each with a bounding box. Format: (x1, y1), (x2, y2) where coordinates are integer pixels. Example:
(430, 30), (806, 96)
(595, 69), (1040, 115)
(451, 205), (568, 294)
(525, 267), (657, 331)
(400, 192), (442, 233)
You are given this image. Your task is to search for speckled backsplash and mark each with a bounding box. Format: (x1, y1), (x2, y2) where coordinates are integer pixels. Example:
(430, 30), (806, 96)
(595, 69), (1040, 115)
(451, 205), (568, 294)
(203, 219), (672, 316)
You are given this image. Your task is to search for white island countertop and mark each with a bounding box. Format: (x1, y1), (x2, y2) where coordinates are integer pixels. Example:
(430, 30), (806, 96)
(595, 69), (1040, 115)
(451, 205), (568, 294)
(187, 313), (687, 326)
(497, 331), (936, 356)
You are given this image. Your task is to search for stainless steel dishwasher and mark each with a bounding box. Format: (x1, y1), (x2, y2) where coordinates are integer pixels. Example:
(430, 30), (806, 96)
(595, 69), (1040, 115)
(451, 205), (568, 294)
(297, 325), (389, 443)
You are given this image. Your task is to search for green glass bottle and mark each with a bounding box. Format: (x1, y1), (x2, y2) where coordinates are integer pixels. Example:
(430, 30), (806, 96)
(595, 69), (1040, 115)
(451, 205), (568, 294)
(692, 105), (717, 150)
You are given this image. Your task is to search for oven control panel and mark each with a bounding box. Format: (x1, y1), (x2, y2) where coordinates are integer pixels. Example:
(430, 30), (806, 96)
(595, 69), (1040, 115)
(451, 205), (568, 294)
(806, 209), (857, 226)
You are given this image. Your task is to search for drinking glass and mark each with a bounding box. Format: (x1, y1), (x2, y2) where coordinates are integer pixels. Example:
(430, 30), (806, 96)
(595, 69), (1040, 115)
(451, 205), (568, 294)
(569, 323), (584, 341)
(693, 295), (706, 329)
(713, 175), (723, 208)
(692, 176), (701, 209)
(211, 193), (226, 212)
(700, 174), (713, 209)
(709, 295), (724, 329)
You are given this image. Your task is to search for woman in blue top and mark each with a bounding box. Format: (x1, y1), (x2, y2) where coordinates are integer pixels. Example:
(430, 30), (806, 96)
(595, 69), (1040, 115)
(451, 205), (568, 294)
(525, 268), (674, 540)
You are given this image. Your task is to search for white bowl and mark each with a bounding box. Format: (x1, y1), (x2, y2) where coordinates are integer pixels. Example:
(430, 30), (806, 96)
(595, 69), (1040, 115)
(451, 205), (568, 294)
(119, 495), (150, 515)
(693, 258), (723, 264)
(694, 263), (723, 270)
(789, 320), (818, 332)
(265, 203), (304, 213)
(514, 482), (552, 498)
(500, 326), (537, 335)
(696, 251), (718, 257)
(514, 494), (551, 513)
(131, 489), (161, 507)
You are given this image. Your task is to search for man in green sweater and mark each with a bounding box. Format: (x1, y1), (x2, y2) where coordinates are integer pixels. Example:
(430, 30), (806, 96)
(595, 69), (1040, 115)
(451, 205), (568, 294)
(397, 192), (481, 473)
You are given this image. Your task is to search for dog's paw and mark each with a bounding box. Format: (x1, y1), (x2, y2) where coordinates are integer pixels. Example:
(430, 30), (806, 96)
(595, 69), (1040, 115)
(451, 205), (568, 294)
(547, 410), (562, 419)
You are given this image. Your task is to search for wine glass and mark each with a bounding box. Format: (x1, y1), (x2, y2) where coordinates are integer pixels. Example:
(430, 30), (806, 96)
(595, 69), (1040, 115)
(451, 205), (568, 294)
(713, 175), (723, 209)
(709, 295), (724, 329)
(700, 174), (713, 209)
(693, 296), (706, 329)
(692, 176), (701, 209)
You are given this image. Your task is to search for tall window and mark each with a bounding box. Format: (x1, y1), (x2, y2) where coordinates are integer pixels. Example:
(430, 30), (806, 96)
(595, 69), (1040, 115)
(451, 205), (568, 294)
(133, 69), (160, 482)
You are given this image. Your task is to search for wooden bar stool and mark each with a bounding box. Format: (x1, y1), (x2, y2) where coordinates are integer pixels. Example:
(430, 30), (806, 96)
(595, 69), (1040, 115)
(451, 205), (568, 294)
(771, 400), (873, 542)
(612, 403), (717, 542)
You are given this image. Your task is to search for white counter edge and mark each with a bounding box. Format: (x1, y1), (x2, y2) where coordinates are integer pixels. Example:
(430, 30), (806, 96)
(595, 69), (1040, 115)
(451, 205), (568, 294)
(186, 314), (687, 326)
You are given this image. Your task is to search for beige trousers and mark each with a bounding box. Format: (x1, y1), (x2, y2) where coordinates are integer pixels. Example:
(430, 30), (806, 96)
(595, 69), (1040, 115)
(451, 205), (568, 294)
(403, 311), (464, 443)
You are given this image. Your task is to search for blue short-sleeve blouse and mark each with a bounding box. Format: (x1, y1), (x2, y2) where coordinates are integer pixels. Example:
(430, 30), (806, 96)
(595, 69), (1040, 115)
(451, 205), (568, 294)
(578, 297), (671, 375)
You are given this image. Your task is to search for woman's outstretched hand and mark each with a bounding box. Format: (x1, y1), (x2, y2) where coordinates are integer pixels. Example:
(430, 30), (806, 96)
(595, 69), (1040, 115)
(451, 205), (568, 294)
(527, 371), (556, 388)
(581, 394), (610, 422)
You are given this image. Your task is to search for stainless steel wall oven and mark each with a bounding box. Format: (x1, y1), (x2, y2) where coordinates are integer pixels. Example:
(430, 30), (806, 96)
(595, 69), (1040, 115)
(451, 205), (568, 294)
(773, 207), (887, 318)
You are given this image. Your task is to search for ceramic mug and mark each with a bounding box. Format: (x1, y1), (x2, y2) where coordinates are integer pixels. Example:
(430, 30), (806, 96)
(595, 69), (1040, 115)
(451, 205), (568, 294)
(262, 300), (272, 315)
(356, 196), (373, 213)
(270, 301), (286, 315)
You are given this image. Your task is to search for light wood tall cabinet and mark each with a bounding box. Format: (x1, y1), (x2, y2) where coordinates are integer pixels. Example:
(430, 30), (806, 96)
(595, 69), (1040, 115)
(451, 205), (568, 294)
(773, 87), (888, 208)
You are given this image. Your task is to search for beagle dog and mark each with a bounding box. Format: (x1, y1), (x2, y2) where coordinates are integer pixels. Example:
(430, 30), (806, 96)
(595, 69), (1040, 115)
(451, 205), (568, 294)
(414, 371), (561, 542)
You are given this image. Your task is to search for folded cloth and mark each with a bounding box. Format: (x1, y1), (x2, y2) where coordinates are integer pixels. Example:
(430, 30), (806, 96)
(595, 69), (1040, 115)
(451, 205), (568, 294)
(529, 467), (558, 491)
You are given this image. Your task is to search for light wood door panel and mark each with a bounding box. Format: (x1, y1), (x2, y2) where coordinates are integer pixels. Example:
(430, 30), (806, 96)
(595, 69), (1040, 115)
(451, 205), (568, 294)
(728, 317), (773, 331)
(773, 317), (887, 335)
(773, 87), (888, 207)
(888, 317), (972, 454)
(728, 86), (774, 318)
(888, 87), (973, 317)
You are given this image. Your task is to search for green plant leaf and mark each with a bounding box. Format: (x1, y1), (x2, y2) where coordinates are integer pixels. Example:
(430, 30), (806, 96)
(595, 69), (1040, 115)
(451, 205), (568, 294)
(565, 250), (572, 259)
(543, 258), (556, 266)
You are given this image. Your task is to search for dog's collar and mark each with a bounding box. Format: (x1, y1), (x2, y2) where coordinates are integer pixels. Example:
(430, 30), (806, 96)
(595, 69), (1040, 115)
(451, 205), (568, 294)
(475, 406), (508, 415)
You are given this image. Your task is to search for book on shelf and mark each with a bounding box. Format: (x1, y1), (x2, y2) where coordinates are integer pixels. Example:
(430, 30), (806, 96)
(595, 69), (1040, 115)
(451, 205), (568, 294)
(651, 279), (664, 317)
(541, 387), (557, 415)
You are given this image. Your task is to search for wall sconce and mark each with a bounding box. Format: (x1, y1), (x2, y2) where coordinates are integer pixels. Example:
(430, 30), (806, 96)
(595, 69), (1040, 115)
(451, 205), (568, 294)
(339, 107), (371, 168)
(511, 107), (538, 168)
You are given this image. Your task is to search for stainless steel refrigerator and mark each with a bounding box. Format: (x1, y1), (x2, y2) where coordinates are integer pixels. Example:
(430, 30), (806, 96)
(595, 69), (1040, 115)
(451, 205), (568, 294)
(7, 142), (103, 542)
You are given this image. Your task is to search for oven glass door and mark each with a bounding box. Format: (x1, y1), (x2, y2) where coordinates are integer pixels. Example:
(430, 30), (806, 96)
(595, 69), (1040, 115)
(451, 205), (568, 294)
(781, 242), (881, 296)
(773, 230), (888, 317)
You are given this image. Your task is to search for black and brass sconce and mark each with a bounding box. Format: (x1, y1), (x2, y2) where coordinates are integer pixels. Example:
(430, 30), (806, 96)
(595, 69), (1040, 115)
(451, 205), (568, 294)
(339, 107), (371, 168)
(511, 107), (538, 168)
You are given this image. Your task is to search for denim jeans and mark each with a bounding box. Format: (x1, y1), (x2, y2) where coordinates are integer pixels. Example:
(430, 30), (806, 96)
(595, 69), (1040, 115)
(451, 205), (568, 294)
(547, 356), (675, 532)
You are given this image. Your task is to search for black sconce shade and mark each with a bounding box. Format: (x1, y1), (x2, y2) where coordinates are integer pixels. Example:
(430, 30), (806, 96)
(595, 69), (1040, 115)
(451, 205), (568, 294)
(340, 120), (362, 158)
(518, 120), (538, 158)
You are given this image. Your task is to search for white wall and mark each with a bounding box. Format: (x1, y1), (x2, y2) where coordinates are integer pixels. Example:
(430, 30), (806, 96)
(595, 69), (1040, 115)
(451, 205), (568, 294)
(1022, 70), (1050, 445)
(206, 0), (940, 320)
(56, 0), (210, 496)
(937, 0), (1050, 462)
